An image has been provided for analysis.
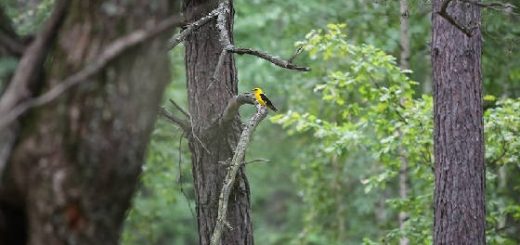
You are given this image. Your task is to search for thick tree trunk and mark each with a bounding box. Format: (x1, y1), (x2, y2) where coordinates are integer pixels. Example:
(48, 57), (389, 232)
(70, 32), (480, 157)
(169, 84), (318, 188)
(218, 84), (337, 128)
(183, 0), (253, 244)
(432, 1), (486, 244)
(0, 1), (177, 244)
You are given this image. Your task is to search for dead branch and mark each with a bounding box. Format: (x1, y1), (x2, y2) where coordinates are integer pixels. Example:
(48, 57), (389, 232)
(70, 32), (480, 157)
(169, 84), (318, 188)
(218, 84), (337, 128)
(159, 107), (191, 133)
(169, 98), (190, 118)
(210, 105), (268, 245)
(230, 48), (311, 71)
(0, 13), (185, 130)
(213, 1), (310, 81)
(220, 93), (255, 125)
(168, 5), (221, 49)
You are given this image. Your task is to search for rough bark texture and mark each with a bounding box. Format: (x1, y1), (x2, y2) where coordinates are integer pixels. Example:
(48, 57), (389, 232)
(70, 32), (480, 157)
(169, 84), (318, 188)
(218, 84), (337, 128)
(183, 0), (254, 244)
(0, 0), (177, 244)
(432, 1), (486, 244)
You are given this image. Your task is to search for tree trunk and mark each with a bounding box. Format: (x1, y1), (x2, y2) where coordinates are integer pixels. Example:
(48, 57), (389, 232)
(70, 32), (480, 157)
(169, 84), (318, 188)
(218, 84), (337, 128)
(0, 1), (177, 244)
(432, 1), (486, 244)
(183, 0), (253, 244)
(398, 1), (410, 245)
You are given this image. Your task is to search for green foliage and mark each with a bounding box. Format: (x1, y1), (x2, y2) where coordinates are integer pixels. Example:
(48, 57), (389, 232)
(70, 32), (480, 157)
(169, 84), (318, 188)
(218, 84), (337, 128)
(273, 24), (520, 244)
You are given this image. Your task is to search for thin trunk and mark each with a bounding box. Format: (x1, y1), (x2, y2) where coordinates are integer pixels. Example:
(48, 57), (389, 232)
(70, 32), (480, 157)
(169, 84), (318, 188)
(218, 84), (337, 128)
(398, 1), (410, 245)
(0, 1), (177, 244)
(183, 0), (253, 244)
(432, 1), (485, 244)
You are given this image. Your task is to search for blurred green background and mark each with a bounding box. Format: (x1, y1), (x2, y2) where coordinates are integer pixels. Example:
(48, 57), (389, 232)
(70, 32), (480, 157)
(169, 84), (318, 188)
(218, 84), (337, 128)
(2, 0), (520, 244)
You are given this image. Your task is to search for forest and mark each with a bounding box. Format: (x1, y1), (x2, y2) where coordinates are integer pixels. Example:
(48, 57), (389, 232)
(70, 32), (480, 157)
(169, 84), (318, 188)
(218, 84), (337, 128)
(0, 0), (519, 244)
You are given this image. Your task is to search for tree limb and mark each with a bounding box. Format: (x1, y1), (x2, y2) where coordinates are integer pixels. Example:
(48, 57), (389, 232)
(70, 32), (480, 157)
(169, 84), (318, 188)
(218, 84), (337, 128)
(229, 48), (311, 71)
(159, 107), (191, 133)
(219, 93), (255, 125)
(0, 12), (185, 130)
(168, 5), (221, 49)
(0, 0), (70, 117)
(210, 105), (268, 245)
(212, 1), (309, 83)
(169, 98), (190, 118)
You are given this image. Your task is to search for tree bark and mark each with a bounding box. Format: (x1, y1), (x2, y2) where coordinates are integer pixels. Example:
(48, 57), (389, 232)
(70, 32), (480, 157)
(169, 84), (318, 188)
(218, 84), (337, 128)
(0, 0), (177, 244)
(432, 1), (486, 244)
(183, 0), (253, 244)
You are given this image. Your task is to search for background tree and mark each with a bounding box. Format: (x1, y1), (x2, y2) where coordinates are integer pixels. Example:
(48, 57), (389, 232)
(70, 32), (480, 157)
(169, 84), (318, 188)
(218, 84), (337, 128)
(432, 0), (486, 244)
(0, 0), (179, 243)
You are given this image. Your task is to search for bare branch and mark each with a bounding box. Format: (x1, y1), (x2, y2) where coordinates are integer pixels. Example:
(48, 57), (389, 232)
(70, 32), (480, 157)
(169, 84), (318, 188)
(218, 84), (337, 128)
(230, 47), (311, 71)
(168, 5), (221, 49)
(212, 1), (310, 80)
(215, 2), (233, 49)
(220, 93), (255, 125)
(288, 46), (304, 64)
(0, 0), (70, 117)
(244, 158), (270, 165)
(210, 105), (268, 245)
(169, 98), (190, 118)
(159, 107), (191, 133)
(0, 13), (184, 130)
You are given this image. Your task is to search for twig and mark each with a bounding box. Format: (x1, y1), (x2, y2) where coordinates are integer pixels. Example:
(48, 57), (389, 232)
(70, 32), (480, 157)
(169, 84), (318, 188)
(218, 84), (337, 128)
(288, 46), (304, 63)
(190, 115), (211, 154)
(177, 131), (196, 220)
(160, 107), (191, 133)
(169, 98), (190, 118)
(244, 158), (270, 165)
(209, 1), (309, 93)
(230, 47), (311, 71)
(210, 105), (268, 245)
(0, 13), (185, 130)
(168, 5), (221, 50)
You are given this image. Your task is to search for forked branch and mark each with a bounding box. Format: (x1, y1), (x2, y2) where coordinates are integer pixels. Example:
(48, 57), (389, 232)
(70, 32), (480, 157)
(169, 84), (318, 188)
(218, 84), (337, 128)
(219, 93), (255, 125)
(210, 1), (309, 84)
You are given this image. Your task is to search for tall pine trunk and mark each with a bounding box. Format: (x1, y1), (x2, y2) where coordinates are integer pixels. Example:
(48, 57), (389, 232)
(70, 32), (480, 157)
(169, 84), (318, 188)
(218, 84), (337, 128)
(0, 1), (177, 244)
(432, 1), (486, 244)
(183, 0), (254, 244)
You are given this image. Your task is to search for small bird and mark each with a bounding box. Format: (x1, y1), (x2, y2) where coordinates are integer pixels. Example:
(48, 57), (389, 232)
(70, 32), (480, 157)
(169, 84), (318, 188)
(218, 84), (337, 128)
(251, 87), (278, 112)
